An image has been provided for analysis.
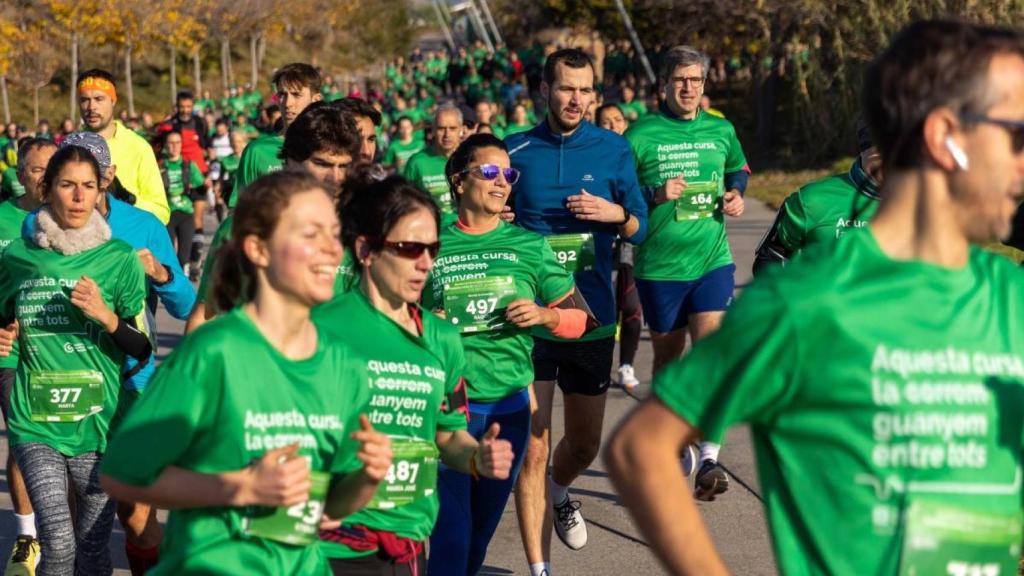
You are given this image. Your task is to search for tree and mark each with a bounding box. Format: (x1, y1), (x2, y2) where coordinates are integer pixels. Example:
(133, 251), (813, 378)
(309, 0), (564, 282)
(48, 0), (111, 122)
(0, 15), (20, 124)
(151, 0), (208, 103)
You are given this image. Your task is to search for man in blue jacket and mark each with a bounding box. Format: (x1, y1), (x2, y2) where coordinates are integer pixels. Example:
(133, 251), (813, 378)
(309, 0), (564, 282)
(22, 132), (195, 574)
(506, 48), (648, 576)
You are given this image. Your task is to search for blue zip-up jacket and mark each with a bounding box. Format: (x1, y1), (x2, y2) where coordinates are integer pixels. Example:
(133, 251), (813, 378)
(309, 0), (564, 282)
(506, 120), (648, 341)
(23, 196), (195, 390)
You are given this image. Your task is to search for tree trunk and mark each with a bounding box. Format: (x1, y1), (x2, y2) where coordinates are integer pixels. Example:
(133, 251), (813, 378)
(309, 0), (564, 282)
(0, 76), (9, 125)
(33, 85), (39, 126)
(170, 45), (177, 104)
(69, 33), (79, 123)
(193, 49), (202, 96)
(250, 34), (258, 89)
(257, 35), (266, 70)
(220, 38), (230, 92)
(226, 38), (234, 87)
(124, 42), (136, 116)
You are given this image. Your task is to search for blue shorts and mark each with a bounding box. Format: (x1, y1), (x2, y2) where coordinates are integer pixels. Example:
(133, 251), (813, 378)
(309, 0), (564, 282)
(636, 264), (736, 334)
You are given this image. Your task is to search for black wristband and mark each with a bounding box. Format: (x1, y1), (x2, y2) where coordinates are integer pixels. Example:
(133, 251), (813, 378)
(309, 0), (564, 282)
(617, 206), (631, 226)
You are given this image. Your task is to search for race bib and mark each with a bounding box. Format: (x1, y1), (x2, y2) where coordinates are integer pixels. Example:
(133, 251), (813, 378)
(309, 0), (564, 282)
(367, 437), (439, 510)
(431, 189), (454, 214)
(29, 370), (104, 422)
(898, 499), (1021, 576)
(547, 233), (596, 273)
(444, 276), (517, 334)
(675, 176), (720, 221)
(243, 470), (329, 546)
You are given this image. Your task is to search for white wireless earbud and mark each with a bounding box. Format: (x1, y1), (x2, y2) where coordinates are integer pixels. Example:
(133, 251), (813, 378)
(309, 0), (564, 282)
(945, 136), (969, 170)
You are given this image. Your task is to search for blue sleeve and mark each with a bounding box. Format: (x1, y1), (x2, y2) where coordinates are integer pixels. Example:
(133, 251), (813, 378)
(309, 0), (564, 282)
(146, 219), (196, 320)
(616, 143), (648, 244)
(725, 170), (749, 196)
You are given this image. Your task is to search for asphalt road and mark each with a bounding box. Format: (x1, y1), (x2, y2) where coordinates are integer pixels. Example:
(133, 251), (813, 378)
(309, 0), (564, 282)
(0, 198), (779, 576)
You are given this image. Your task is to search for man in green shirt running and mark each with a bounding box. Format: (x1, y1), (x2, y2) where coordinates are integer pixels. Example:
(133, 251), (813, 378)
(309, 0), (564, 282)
(624, 45), (750, 498)
(403, 104), (464, 214)
(383, 117), (425, 173)
(754, 122), (884, 273)
(607, 19), (1024, 576)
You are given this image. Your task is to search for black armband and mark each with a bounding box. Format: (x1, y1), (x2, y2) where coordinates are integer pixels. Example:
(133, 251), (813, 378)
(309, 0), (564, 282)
(110, 317), (153, 361)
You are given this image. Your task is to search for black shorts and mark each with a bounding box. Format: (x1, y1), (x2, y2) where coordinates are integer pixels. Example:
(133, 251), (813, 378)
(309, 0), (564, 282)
(0, 367), (14, 424)
(532, 337), (615, 396)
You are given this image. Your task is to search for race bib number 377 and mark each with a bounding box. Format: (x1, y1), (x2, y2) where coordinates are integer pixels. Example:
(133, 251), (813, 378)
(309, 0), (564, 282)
(29, 370), (104, 422)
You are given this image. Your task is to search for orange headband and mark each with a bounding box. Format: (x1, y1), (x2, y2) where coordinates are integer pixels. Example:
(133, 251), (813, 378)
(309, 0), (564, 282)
(77, 77), (117, 104)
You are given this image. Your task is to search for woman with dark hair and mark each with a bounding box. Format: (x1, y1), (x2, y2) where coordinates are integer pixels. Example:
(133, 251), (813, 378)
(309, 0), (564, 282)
(0, 145), (151, 575)
(316, 168), (515, 575)
(100, 170), (392, 575)
(424, 134), (596, 575)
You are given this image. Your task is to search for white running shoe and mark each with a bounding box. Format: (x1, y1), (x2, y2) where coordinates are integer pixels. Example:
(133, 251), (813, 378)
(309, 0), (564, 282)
(553, 495), (588, 550)
(617, 363), (640, 389)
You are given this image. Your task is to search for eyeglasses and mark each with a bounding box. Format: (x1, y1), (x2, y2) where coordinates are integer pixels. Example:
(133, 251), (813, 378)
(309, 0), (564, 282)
(459, 163), (521, 185)
(961, 114), (1024, 154)
(382, 240), (441, 259)
(670, 76), (705, 88)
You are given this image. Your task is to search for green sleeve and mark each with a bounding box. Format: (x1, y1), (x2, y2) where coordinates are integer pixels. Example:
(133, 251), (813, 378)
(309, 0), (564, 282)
(228, 144), (258, 208)
(0, 252), (13, 319)
(101, 342), (219, 485)
(724, 124), (748, 174)
(383, 146), (397, 167)
(189, 162), (205, 188)
(536, 237), (576, 305)
(775, 192), (810, 254)
(198, 217), (233, 309)
(436, 325), (469, 432)
(401, 156), (417, 180)
(114, 251), (147, 319)
(652, 279), (802, 443)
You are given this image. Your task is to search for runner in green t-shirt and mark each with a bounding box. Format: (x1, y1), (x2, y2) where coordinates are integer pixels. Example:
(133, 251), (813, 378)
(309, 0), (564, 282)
(423, 134), (593, 575)
(403, 104), (463, 214)
(617, 85), (647, 122)
(0, 146), (150, 576)
(624, 46), (750, 498)
(159, 131), (206, 270)
(315, 170), (514, 574)
(227, 63), (324, 208)
(186, 103), (363, 333)
(503, 103), (534, 137)
(383, 116), (425, 173)
(607, 21), (1024, 575)
(0, 137), (55, 574)
(754, 124), (884, 274)
(101, 171), (392, 576)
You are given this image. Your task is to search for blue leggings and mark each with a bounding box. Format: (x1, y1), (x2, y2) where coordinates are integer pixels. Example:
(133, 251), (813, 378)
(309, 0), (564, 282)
(428, 389), (531, 575)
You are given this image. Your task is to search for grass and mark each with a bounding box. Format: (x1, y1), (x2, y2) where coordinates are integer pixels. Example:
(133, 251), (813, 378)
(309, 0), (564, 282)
(746, 157), (1024, 264)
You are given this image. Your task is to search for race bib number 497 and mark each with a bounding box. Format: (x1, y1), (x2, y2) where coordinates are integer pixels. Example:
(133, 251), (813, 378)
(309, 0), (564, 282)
(444, 275), (518, 334)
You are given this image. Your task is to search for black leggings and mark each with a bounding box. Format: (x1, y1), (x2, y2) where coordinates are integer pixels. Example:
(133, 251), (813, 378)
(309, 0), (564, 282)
(166, 210), (195, 267)
(616, 262), (642, 366)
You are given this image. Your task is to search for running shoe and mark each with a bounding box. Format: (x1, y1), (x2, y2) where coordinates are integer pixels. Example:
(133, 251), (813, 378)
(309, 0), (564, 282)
(681, 444), (697, 476)
(694, 459), (729, 501)
(617, 364), (640, 390)
(5, 535), (40, 576)
(553, 496), (588, 550)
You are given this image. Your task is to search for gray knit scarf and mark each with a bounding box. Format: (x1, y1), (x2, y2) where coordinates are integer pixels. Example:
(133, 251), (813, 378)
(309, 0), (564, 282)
(34, 206), (111, 256)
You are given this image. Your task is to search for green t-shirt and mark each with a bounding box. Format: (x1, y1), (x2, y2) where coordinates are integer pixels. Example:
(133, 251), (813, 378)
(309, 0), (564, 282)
(423, 220), (575, 402)
(2, 166), (24, 198)
(503, 122), (533, 137)
(314, 289), (468, 555)
(383, 138), (425, 173)
(162, 158), (205, 215)
(0, 237), (146, 455)
(654, 229), (1024, 575)
(775, 161), (880, 257)
(626, 110), (747, 281)
(618, 100), (647, 122)
(102, 307), (368, 576)
(228, 134), (285, 208)
(403, 148), (453, 214)
(0, 199), (29, 369)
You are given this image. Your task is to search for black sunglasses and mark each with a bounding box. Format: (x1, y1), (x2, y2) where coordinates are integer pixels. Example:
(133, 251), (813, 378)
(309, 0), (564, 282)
(961, 114), (1024, 153)
(459, 163), (521, 185)
(382, 240), (441, 259)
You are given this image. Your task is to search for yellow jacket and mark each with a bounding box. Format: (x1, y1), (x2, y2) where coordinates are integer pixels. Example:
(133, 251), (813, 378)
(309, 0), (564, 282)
(104, 121), (170, 224)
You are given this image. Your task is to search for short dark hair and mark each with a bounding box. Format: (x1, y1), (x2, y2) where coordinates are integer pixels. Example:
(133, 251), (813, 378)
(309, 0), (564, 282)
(272, 63), (322, 93)
(280, 102), (361, 163)
(863, 19), (1024, 170)
(176, 90), (194, 102)
(658, 46), (710, 83)
(77, 68), (115, 86)
(542, 48), (594, 86)
(595, 103), (623, 125)
(445, 133), (508, 208)
(338, 167), (439, 255)
(330, 97), (382, 126)
(17, 137), (57, 171)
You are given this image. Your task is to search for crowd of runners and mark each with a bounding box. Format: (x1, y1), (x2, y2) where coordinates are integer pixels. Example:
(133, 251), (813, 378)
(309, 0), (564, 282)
(0, 15), (1021, 576)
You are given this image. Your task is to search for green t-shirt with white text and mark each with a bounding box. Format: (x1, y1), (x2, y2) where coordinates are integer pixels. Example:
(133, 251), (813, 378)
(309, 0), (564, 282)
(403, 148), (453, 214)
(102, 307), (368, 576)
(0, 236), (146, 455)
(314, 289), (468, 555)
(626, 110), (747, 281)
(654, 229), (1024, 575)
(423, 220), (575, 402)
(228, 133), (285, 208)
(0, 199), (29, 369)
